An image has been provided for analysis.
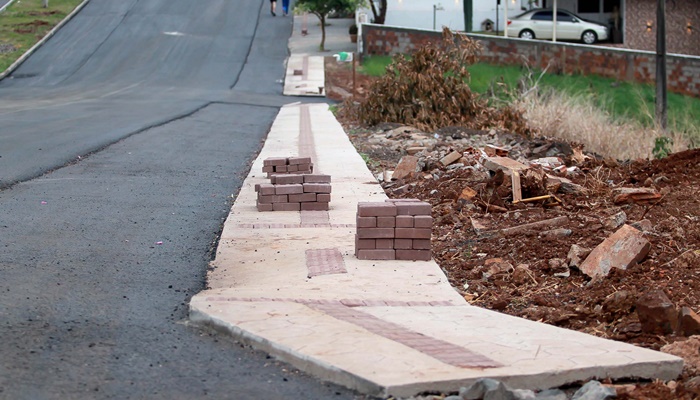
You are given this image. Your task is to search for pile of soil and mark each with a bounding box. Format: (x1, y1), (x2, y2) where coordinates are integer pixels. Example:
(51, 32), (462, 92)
(326, 58), (700, 399)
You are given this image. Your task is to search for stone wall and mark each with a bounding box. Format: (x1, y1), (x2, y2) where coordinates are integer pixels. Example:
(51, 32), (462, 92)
(361, 24), (700, 98)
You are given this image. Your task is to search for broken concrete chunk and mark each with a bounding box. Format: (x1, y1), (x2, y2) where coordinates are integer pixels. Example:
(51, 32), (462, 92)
(549, 258), (570, 277)
(530, 157), (564, 169)
(630, 219), (653, 232)
(484, 258), (514, 276)
(440, 151), (462, 166)
(385, 126), (420, 138)
(578, 225), (650, 278)
(679, 307), (700, 336)
(558, 180), (586, 194)
(571, 380), (616, 400)
(470, 217), (487, 235)
(391, 155), (419, 181)
(484, 145), (509, 157)
(512, 264), (532, 285)
(540, 228), (573, 240)
(567, 244), (592, 268)
(604, 211), (627, 230)
(406, 146), (427, 155)
(613, 187), (662, 204)
(459, 378), (536, 400)
(636, 290), (678, 335)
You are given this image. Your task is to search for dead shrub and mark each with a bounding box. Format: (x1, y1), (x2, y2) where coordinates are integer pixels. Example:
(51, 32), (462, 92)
(342, 28), (532, 136)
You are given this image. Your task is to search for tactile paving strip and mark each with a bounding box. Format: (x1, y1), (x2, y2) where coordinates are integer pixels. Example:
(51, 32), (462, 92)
(299, 104), (318, 171)
(300, 210), (330, 225)
(308, 303), (502, 369)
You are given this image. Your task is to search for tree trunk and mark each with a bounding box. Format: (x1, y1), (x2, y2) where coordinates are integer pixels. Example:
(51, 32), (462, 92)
(378, 0), (387, 24)
(43, 0), (49, 7)
(319, 14), (326, 51)
(370, 0), (387, 24)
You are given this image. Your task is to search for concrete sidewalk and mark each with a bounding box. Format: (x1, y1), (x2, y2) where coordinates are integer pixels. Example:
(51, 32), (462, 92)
(189, 15), (683, 400)
(283, 15), (357, 96)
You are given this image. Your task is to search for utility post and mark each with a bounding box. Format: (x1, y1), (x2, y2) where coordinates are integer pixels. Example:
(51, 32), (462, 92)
(655, 0), (667, 130)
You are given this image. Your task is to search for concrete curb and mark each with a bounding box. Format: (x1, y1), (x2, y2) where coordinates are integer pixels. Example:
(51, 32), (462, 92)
(0, 0), (90, 81)
(0, 0), (18, 13)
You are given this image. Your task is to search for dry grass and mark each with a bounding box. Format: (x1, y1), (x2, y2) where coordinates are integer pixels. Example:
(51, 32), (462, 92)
(519, 89), (689, 160)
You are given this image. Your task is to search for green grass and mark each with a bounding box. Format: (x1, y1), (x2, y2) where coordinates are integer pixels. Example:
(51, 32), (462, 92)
(359, 55), (700, 141)
(359, 55), (394, 77)
(0, 0), (84, 72)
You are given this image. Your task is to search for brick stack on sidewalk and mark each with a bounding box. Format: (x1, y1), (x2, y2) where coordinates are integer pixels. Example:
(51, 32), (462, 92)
(262, 156), (313, 177)
(256, 157), (330, 211)
(355, 199), (432, 261)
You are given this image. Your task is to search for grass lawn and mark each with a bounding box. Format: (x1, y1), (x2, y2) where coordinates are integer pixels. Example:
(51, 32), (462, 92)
(0, 0), (84, 73)
(360, 55), (700, 142)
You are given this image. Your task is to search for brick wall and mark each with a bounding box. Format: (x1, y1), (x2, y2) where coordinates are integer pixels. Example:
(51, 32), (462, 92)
(361, 24), (700, 98)
(625, 0), (700, 57)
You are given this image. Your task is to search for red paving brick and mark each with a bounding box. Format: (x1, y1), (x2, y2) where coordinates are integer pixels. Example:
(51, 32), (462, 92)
(306, 248), (347, 277)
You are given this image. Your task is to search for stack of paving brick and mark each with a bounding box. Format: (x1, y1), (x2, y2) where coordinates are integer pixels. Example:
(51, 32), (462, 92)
(355, 199), (432, 261)
(255, 174), (331, 211)
(262, 156), (313, 176)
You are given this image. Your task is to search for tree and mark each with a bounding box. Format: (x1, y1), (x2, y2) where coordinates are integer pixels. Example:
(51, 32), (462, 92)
(43, 0), (48, 7)
(369, 0), (387, 24)
(295, 0), (366, 51)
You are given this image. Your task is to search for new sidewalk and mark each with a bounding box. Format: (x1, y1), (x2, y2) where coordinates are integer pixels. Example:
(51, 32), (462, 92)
(283, 15), (356, 96)
(188, 15), (683, 399)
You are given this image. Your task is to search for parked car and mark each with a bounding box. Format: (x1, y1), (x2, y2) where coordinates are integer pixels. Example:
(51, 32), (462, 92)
(506, 8), (608, 44)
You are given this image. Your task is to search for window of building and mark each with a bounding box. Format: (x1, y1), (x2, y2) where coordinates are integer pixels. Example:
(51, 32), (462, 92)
(578, 0), (599, 13)
(603, 0), (620, 13)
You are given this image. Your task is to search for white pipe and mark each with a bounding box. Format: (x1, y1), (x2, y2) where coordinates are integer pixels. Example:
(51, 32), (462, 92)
(552, 0), (557, 42)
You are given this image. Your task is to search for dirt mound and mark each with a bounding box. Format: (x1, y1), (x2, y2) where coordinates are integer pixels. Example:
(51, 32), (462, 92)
(326, 40), (700, 395)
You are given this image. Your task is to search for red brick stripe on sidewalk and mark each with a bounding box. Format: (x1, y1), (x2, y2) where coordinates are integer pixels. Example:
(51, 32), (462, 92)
(301, 210), (330, 225)
(308, 303), (502, 369)
(299, 104), (318, 172)
(306, 248), (347, 277)
(234, 223), (354, 229)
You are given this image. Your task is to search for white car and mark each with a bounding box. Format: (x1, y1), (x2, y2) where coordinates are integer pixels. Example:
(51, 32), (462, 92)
(506, 9), (609, 44)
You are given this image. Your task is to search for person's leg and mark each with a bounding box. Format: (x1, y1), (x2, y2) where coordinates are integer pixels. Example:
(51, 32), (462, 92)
(270, 0), (276, 16)
(282, 0), (289, 16)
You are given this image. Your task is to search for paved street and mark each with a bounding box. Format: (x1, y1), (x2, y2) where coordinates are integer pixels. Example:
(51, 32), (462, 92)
(0, 0), (365, 398)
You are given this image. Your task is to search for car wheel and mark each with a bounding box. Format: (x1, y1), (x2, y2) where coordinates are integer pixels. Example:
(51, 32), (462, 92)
(519, 30), (535, 40)
(582, 30), (598, 44)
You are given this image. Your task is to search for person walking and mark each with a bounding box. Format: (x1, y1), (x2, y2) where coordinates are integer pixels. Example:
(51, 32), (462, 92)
(270, 0), (276, 16)
(282, 0), (289, 16)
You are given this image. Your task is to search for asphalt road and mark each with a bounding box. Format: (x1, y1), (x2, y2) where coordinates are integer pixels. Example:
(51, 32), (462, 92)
(0, 1), (364, 399)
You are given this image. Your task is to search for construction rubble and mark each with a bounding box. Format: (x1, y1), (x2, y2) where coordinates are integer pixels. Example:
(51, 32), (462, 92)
(344, 123), (700, 399)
